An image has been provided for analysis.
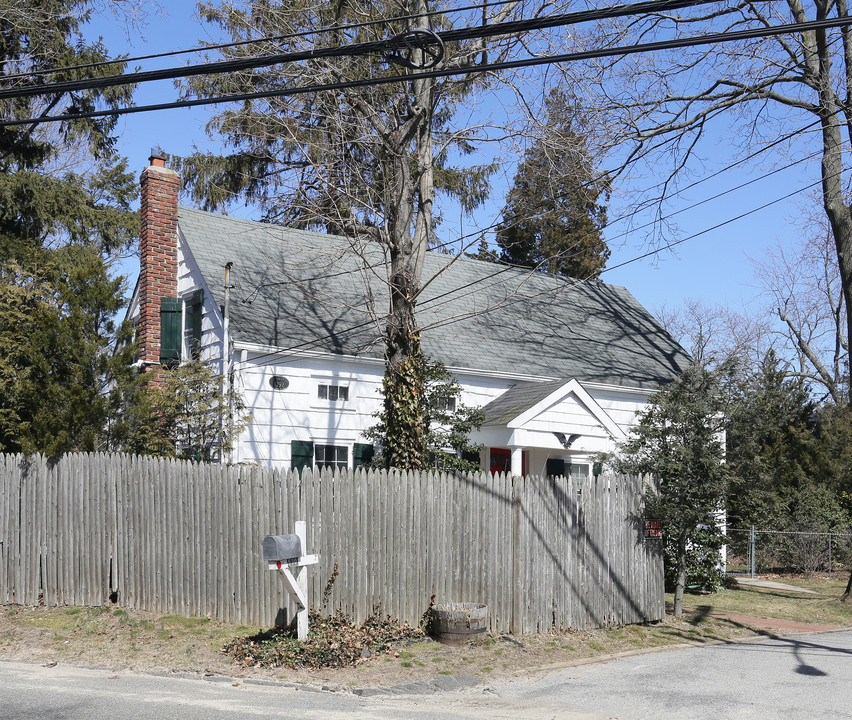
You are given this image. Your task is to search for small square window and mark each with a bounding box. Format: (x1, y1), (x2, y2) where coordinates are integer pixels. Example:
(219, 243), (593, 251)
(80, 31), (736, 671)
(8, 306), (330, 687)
(318, 384), (348, 401)
(432, 396), (456, 412)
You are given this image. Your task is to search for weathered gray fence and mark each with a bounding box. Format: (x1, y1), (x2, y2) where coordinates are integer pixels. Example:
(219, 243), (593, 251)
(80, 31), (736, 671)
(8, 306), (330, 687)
(0, 453), (663, 633)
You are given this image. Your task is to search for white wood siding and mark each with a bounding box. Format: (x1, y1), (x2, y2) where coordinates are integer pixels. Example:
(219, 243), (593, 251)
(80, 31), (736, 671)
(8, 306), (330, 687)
(177, 230), (224, 367)
(524, 392), (612, 437)
(230, 352), (653, 471)
(233, 352), (385, 467)
(587, 387), (650, 433)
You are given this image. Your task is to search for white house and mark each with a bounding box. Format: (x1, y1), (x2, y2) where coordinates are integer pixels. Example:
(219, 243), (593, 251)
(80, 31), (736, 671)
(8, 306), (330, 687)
(127, 151), (691, 476)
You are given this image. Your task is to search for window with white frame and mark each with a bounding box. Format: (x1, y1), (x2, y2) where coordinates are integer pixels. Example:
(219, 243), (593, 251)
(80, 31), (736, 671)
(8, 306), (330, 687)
(318, 384), (349, 401)
(431, 396), (456, 412)
(315, 444), (348, 470)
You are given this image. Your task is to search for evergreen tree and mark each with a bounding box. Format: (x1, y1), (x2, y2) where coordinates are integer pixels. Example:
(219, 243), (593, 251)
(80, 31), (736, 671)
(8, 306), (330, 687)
(808, 404), (852, 510)
(725, 353), (852, 570)
(495, 89), (610, 279)
(0, 0), (138, 454)
(726, 351), (816, 531)
(616, 362), (728, 617)
(115, 361), (250, 463)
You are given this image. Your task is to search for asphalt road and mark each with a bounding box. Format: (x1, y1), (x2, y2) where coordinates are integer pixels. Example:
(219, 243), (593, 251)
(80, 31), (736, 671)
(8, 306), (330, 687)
(496, 629), (852, 719)
(1, 630), (850, 719)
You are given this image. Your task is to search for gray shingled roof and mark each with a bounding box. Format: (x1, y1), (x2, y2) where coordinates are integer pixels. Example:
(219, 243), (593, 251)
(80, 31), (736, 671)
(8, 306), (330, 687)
(479, 380), (569, 425)
(179, 206), (690, 389)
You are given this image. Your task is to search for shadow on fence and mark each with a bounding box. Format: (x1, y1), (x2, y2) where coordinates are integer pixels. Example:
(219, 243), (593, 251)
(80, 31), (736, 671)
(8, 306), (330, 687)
(0, 453), (663, 633)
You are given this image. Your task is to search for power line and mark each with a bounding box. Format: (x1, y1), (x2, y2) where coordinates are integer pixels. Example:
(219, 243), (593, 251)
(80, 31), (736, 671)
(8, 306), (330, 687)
(236, 151), (843, 373)
(233, 110), (839, 370)
(210, 97), (840, 324)
(0, 0), (520, 79)
(603, 178), (824, 274)
(0, 0), (719, 102)
(432, 112), (828, 260)
(5, 5), (843, 127)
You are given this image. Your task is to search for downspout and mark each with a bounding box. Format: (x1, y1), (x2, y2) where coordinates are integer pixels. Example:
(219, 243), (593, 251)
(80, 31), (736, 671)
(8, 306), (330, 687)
(223, 262), (234, 463)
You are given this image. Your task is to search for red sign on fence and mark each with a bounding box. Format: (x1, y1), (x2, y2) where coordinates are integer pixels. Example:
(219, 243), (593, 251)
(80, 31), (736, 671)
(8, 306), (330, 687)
(644, 520), (662, 539)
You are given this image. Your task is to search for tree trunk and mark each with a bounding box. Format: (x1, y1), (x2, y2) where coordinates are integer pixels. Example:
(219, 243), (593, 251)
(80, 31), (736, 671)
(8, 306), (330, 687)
(673, 528), (688, 618)
(815, 19), (852, 405)
(383, 276), (427, 469)
(380, 0), (436, 470)
(842, 568), (852, 602)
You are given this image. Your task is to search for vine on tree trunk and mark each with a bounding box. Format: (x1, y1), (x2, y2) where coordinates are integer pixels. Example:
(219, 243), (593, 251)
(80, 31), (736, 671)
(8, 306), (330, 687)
(382, 334), (427, 470)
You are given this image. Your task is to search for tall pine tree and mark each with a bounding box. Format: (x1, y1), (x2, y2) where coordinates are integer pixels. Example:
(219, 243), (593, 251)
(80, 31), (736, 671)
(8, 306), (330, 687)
(0, 0), (139, 454)
(495, 89), (610, 279)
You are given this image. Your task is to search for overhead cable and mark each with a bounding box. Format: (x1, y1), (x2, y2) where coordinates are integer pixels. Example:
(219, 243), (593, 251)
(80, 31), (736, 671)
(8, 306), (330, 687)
(0, 0), (729, 102)
(1, 13), (850, 128)
(0, 0), (521, 79)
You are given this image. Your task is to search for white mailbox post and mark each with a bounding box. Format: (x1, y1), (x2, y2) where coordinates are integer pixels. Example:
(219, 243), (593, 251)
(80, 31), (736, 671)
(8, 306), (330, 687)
(262, 520), (319, 641)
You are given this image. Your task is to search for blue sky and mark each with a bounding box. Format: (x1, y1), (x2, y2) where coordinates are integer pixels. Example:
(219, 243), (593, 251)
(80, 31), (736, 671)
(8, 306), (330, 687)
(86, 1), (813, 318)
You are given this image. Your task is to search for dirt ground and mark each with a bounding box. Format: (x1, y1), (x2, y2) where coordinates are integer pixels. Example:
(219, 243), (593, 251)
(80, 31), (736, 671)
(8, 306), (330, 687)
(0, 598), (823, 692)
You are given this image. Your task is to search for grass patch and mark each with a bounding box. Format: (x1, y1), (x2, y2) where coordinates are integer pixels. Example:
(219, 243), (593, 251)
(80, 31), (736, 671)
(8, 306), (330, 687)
(1, 573), (850, 689)
(669, 576), (852, 628)
(158, 614), (211, 631)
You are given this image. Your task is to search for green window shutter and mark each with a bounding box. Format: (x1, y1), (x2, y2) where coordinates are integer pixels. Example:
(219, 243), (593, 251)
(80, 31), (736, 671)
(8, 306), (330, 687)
(461, 450), (481, 468)
(546, 458), (565, 478)
(291, 440), (314, 476)
(186, 289), (204, 359)
(353, 443), (374, 469)
(160, 297), (182, 366)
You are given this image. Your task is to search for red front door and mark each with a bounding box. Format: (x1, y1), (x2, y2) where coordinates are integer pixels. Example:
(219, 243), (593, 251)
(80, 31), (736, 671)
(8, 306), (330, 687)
(489, 448), (527, 475)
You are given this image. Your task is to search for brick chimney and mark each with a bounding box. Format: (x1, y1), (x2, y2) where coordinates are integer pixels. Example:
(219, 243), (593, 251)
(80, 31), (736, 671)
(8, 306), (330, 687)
(137, 148), (180, 377)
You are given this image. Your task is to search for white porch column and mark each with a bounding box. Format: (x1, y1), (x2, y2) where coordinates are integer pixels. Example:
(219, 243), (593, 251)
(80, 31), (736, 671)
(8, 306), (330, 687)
(510, 446), (524, 476)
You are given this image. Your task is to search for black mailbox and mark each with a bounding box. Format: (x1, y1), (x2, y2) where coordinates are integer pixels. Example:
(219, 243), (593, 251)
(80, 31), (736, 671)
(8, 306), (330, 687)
(262, 534), (302, 563)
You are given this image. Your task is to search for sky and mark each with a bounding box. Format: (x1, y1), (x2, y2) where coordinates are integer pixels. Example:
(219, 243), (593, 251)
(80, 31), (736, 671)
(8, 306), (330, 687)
(85, 1), (814, 320)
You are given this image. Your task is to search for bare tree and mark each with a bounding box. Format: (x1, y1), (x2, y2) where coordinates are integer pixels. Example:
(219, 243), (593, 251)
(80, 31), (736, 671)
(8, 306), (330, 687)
(752, 228), (848, 401)
(656, 297), (770, 368)
(656, 227), (848, 401)
(555, 0), (852, 402)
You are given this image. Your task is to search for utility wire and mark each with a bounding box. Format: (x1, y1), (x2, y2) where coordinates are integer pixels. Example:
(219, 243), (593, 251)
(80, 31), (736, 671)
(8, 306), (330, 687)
(237, 167), (834, 372)
(237, 110), (838, 362)
(0, 0), (720, 102)
(236, 128), (851, 372)
(430, 113), (828, 259)
(0, 0), (521, 79)
(603, 178), (824, 274)
(4, 14), (850, 128)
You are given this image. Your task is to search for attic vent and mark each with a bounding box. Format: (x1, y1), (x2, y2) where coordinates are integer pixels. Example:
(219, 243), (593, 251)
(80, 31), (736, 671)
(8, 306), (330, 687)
(269, 375), (289, 390)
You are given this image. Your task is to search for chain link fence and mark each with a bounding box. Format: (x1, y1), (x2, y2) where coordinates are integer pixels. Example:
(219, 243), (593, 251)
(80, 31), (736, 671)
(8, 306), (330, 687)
(726, 527), (852, 577)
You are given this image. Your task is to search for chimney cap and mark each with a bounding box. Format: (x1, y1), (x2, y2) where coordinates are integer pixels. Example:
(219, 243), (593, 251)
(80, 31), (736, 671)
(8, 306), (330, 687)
(149, 146), (169, 167)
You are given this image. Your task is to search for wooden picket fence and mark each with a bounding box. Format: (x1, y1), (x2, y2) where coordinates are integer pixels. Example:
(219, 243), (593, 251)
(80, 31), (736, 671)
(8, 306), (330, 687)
(0, 453), (663, 633)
